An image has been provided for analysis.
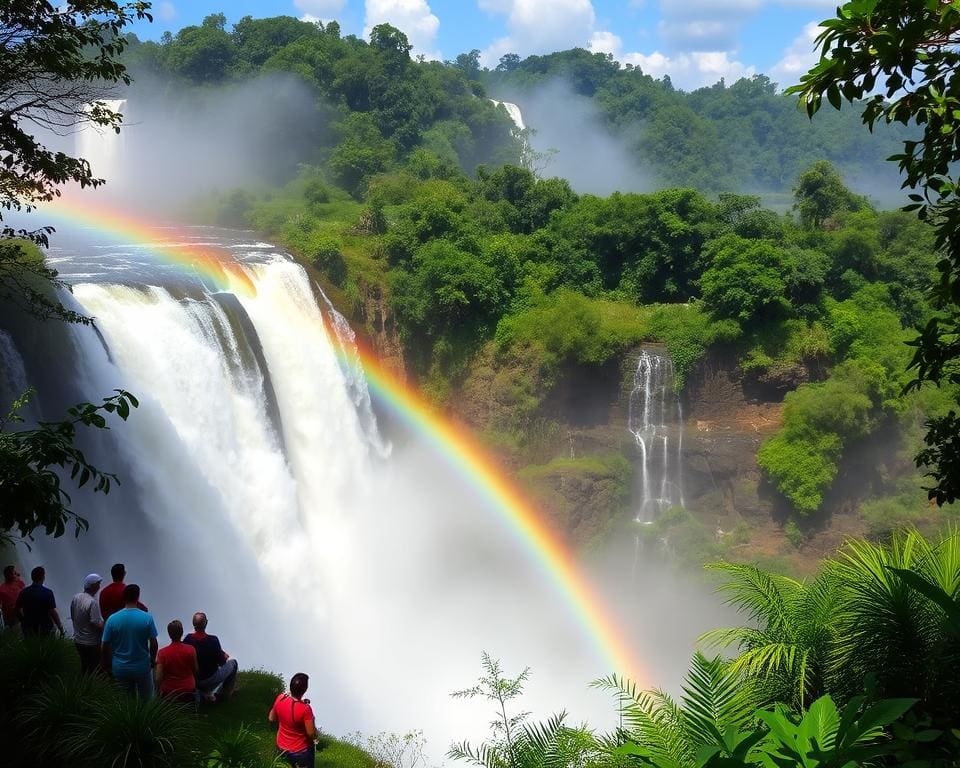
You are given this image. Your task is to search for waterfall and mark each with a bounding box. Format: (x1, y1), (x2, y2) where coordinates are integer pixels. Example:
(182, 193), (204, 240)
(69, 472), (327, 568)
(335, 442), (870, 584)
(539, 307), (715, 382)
(76, 99), (127, 189)
(628, 349), (684, 523)
(3, 246), (648, 743)
(490, 99), (526, 131)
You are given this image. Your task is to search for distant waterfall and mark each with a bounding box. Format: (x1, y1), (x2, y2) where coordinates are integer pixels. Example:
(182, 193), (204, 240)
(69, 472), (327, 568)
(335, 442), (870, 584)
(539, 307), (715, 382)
(628, 349), (684, 522)
(490, 99), (526, 131)
(76, 99), (126, 188)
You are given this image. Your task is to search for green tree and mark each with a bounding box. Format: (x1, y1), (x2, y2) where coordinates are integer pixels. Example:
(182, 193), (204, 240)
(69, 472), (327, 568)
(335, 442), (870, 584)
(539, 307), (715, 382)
(792, 161), (868, 229)
(166, 17), (237, 81)
(787, 0), (960, 504)
(0, 1), (146, 543)
(0, 389), (139, 543)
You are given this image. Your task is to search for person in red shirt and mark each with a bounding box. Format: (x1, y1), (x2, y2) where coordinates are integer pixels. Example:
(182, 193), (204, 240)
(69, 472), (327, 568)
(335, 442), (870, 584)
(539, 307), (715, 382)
(99, 563), (147, 620)
(268, 673), (317, 767)
(155, 619), (198, 702)
(0, 564), (26, 630)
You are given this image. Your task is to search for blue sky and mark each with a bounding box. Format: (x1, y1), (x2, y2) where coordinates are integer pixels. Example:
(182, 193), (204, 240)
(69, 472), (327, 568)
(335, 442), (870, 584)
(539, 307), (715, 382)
(133, 1), (838, 90)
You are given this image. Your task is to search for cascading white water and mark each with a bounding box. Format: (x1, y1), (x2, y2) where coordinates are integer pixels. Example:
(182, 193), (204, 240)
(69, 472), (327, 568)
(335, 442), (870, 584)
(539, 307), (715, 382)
(628, 350), (684, 523)
(489, 99), (526, 131)
(77, 99), (126, 190)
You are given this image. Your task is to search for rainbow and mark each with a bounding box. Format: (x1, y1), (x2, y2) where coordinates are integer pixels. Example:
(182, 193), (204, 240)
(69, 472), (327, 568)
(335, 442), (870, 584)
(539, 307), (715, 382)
(43, 196), (646, 684)
(43, 196), (257, 296)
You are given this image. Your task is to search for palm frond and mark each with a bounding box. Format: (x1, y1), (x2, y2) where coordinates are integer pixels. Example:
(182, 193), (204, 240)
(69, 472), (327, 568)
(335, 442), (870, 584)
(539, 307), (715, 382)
(679, 652), (755, 748)
(705, 561), (801, 636)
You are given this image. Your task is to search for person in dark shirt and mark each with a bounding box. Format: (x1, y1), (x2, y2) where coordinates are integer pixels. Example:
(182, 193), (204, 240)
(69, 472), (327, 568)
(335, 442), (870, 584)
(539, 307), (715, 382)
(16, 566), (64, 638)
(183, 611), (238, 702)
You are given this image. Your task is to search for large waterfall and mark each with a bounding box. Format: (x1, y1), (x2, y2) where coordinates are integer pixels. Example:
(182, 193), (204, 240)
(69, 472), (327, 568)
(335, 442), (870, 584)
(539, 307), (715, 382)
(3, 227), (661, 745)
(0, 105), (730, 752)
(628, 349), (684, 522)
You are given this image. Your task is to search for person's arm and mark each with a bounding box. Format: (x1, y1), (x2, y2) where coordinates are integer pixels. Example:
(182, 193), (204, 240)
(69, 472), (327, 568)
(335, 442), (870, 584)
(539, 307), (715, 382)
(102, 640), (112, 671)
(155, 659), (165, 686)
(91, 601), (104, 631)
(304, 717), (318, 740)
(191, 649), (199, 675)
(149, 637), (158, 668)
(268, 706), (277, 723)
(50, 607), (64, 634)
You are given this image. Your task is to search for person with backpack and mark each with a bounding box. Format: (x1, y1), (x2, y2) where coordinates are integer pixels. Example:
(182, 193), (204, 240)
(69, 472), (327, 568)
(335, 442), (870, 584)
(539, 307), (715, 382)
(268, 672), (317, 767)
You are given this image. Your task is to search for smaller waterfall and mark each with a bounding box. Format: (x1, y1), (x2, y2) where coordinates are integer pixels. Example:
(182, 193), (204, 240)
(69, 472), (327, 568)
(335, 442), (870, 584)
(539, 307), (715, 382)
(490, 99), (526, 131)
(76, 99), (127, 189)
(628, 349), (684, 523)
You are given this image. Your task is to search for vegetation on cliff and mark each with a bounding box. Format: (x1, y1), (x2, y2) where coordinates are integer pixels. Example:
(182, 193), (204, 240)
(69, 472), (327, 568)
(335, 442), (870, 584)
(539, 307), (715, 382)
(114, 13), (960, 536)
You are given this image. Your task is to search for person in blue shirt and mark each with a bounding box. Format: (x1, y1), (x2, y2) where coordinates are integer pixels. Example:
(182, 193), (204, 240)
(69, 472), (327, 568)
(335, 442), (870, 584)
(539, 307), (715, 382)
(101, 583), (158, 699)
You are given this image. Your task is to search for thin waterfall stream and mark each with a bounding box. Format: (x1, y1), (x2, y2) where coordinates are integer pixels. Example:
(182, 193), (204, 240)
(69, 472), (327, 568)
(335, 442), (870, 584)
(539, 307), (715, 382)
(628, 349), (684, 523)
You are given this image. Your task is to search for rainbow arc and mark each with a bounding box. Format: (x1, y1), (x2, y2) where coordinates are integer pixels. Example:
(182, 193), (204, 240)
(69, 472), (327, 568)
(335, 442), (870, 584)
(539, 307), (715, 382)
(43, 195), (647, 685)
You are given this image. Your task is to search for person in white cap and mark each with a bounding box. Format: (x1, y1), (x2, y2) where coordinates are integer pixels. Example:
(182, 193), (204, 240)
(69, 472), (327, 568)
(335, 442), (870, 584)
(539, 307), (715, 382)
(70, 573), (104, 674)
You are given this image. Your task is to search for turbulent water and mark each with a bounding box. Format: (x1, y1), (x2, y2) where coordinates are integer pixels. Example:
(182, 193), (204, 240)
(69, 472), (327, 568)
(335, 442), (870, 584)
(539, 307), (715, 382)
(0, 106), (734, 754)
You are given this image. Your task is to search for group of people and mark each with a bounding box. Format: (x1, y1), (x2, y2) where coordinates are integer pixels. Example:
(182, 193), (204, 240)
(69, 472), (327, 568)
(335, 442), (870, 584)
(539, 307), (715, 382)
(1, 561), (319, 767)
(1, 562), (238, 703)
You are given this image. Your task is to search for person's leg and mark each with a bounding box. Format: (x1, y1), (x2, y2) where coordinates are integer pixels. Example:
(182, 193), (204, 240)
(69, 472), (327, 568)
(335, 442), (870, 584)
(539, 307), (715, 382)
(75, 643), (97, 674)
(219, 658), (238, 699)
(135, 669), (154, 700)
(114, 673), (137, 696)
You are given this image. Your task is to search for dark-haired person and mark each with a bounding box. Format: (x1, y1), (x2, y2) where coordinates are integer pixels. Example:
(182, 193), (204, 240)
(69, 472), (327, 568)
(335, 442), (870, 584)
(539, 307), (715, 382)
(15, 566), (63, 638)
(155, 619), (198, 702)
(184, 611), (238, 702)
(0, 564), (25, 631)
(269, 673), (317, 767)
(99, 563), (147, 621)
(101, 584), (158, 699)
(70, 573), (104, 673)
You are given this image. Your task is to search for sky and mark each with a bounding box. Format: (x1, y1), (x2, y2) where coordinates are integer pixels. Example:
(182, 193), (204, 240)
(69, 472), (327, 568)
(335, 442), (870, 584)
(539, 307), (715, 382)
(133, 0), (838, 91)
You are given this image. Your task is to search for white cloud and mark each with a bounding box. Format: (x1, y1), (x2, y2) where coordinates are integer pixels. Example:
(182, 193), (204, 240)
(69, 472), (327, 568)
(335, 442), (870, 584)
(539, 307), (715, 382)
(589, 30), (622, 56)
(157, 1), (176, 22)
(294, 0), (347, 16)
(364, 0), (441, 59)
(623, 50), (755, 89)
(478, 0), (598, 65)
(769, 21), (822, 87)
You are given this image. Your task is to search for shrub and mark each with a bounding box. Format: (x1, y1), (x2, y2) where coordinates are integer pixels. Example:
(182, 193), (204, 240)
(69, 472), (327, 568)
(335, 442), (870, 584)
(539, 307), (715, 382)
(310, 237), (347, 285)
(63, 693), (198, 768)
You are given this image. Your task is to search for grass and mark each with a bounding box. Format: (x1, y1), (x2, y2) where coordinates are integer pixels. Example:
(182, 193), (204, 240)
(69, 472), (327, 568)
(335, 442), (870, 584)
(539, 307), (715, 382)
(0, 634), (375, 768)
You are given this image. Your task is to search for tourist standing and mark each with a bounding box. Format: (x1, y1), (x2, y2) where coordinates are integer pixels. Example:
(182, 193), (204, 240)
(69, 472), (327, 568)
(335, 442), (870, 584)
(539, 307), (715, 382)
(269, 673), (318, 767)
(101, 584), (158, 699)
(155, 619), (198, 701)
(70, 573), (104, 673)
(16, 566), (63, 638)
(0, 564), (25, 631)
(184, 611), (238, 701)
(99, 563), (147, 620)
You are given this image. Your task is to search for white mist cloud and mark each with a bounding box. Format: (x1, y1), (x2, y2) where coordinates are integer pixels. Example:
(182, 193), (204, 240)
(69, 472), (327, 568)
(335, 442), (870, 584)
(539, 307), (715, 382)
(156, 1), (176, 22)
(769, 21), (823, 88)
(624, 50), (756, 89)
(478, 0), (598, 65)
(364, 0), (441, 59)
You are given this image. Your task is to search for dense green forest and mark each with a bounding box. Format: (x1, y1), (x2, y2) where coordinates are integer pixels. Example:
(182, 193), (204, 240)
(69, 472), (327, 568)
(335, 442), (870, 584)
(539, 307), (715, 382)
(119, 14), (909, 197)
(112, 13), (959, 544)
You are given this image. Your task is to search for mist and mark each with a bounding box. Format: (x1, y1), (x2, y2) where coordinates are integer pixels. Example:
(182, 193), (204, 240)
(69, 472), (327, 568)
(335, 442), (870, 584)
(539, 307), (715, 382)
(75, 73), (327, 211)
(497, 80), (653, 196)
